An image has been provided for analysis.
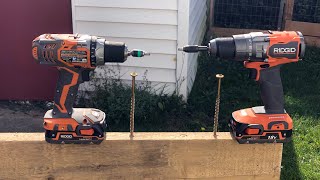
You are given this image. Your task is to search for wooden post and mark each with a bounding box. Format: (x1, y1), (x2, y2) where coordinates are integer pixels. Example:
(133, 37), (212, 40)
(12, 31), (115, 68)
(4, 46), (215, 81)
(209, 0), (215, 29)
(0, 132), (283, 179)
(284, 0), (294, 21)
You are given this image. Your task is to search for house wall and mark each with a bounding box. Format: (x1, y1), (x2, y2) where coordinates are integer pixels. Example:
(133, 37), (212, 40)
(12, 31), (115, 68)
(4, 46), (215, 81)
(176, 0), (208, 97)
(187, 0), (208, 95)
(72, 0), (208, 98)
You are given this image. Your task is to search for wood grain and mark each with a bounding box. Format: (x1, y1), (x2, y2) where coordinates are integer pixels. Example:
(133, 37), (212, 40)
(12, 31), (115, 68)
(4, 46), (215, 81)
(285, 20), (320, 37)
(210, 27), (262, 37)
(284, 0), (294, 21)
(0, 132), (282, 179)
(285, 20), (320, 46)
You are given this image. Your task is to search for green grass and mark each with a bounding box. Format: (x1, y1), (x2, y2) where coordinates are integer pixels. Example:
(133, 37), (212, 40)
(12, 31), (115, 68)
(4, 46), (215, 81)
(81, 46), (320, 179)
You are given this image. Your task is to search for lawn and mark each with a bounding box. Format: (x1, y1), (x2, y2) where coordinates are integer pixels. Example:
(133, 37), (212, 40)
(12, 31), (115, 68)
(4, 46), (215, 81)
(80, 45), (320, 179)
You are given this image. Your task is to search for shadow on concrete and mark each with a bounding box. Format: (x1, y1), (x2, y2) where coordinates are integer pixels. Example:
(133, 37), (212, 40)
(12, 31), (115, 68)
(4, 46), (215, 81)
(0, 101), (45, 132)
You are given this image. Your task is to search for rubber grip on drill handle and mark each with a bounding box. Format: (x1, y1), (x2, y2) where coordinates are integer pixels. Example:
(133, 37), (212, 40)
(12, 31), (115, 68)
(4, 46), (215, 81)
(52, 67), (81, 118)
(179, 45), (208, 53)
(257, 66), (285, 114)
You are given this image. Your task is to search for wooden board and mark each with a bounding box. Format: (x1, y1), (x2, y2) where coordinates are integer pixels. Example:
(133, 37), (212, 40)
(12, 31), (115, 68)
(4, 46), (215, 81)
(210, 27), (262, 37)
(0, 132), (282, 179)
(285, 20), (320, 37)
(285, 20), (320, 46)
(284, 0), (294, 21)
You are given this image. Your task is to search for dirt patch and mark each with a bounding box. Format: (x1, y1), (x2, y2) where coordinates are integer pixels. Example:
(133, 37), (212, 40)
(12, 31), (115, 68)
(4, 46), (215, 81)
(0, 101), (48, 132)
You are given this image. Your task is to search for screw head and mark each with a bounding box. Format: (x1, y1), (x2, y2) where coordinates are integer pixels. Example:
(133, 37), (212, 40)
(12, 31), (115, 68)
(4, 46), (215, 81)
(130, 72), (138, 77)
(216, 74), (224, 79)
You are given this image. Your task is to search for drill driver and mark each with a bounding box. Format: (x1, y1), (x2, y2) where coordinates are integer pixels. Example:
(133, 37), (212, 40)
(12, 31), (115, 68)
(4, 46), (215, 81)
(32, 34), (149, 144)
(179, 31), (305, 143)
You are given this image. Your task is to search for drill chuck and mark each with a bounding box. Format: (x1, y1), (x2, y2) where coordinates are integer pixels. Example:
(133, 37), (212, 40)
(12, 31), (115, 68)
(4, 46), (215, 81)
(102, 41), (128, 64)
(209, 37), (236, 59)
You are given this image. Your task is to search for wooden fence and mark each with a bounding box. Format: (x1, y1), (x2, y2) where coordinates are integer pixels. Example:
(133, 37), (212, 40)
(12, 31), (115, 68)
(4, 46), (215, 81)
(0, 132), (283, 179)
(210, 0), (320, 46)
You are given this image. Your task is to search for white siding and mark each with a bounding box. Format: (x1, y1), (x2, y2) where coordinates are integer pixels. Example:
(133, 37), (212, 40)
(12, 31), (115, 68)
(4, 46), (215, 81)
(187, 0), (208, 95)
(176, 0), (208, 97)
(72, 0), (207, 99)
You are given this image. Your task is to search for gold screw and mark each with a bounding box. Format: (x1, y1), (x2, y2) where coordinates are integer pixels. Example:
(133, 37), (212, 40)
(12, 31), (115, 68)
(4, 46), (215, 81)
(130, 72), (138, 139)
(214, 74), (224, 136)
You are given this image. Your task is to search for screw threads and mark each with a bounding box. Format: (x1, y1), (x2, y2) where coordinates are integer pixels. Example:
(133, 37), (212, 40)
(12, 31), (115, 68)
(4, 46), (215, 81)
(130, 72), (137, 138)
(213, 74), (224, 136)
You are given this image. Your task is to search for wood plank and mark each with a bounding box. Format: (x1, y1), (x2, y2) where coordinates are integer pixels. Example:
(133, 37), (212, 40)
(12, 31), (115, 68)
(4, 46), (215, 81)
(285, 20), (320, 37)
(284, 0), (294, 20)
(0, 132), (282, 179)
(302, 36), (320, 47)
(284, 20), (320, 47)
(210, 0), (215, 28)
(73, 0), (178, 10)
(75, 7), (178, 25)
(75, 21), (177, 40)
(210, 27), (262, 37)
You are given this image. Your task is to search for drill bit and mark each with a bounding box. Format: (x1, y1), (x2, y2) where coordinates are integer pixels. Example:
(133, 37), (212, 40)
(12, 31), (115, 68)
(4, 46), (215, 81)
(213, 74), (224, 136)
(130, 72), (138, 139)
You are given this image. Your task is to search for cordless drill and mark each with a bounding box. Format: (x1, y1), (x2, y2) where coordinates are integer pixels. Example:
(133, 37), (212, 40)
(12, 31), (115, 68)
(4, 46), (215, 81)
(179, 31), (305, 143)
(32, 34), (149, 144)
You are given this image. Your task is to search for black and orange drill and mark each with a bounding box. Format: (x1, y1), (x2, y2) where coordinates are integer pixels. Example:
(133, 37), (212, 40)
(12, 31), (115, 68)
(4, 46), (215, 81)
(32, 34), (149, 144)
(179, 31), (305, 143)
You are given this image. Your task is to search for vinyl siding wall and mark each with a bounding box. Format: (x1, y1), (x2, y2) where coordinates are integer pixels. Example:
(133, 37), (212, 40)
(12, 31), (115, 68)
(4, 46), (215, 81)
(72, 0), (207, 98)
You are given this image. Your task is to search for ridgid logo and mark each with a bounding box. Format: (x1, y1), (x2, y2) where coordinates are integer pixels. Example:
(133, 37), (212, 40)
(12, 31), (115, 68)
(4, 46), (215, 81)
(60, 134), (73, 139)
(274, 48), (296, 54)
(269, 41), (299, 59)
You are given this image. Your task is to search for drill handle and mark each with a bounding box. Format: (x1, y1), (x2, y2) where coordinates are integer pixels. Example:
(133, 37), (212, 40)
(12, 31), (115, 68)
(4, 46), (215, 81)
(52, 67), (82, 118)
(258, 66), (285, 114)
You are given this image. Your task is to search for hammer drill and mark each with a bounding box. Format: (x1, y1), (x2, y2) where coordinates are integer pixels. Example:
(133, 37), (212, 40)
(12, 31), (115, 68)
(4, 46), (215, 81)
(32, 34), (149, 144)
(179, 31), (305, 143)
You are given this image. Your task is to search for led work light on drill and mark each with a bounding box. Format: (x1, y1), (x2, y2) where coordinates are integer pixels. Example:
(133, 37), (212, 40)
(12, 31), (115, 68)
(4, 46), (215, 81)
(179, 31), (305, 143)
(32, 34), (149, 144)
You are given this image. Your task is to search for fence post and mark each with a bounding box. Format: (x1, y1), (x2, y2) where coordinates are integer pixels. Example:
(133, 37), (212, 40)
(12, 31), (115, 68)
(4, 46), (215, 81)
(284, 0), (294, 21)
(278, 0), (286, 30)
(209, 0), (215, 32)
